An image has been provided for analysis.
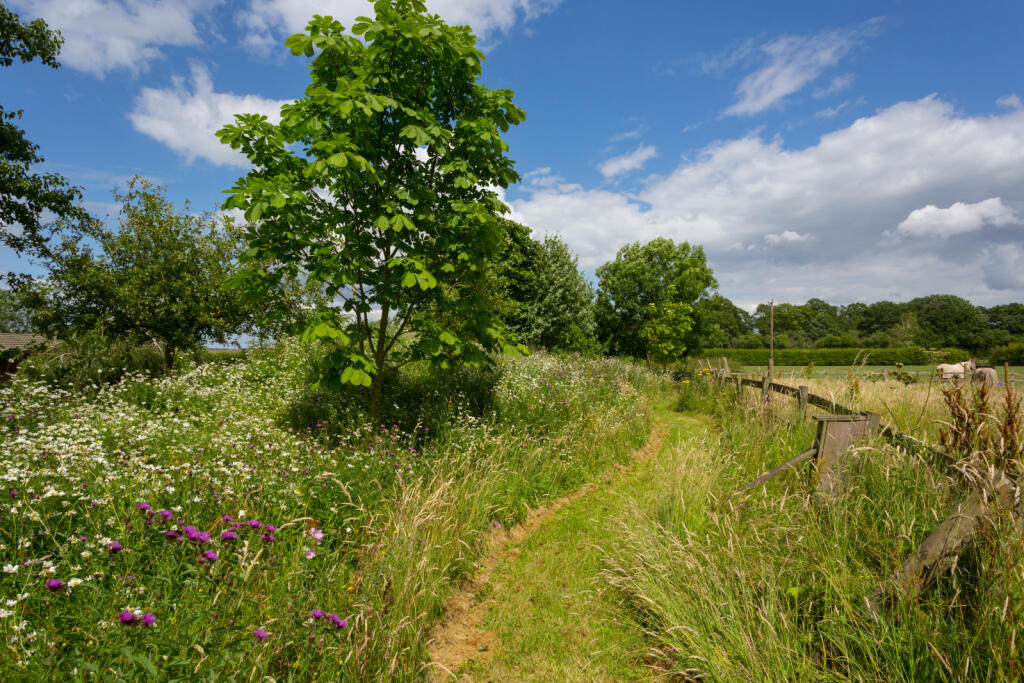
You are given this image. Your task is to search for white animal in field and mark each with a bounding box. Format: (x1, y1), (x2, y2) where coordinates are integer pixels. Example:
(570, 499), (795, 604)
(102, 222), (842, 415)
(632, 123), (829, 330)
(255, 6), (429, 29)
(972, 367), (998, 386)
(936, 359), (976, 381)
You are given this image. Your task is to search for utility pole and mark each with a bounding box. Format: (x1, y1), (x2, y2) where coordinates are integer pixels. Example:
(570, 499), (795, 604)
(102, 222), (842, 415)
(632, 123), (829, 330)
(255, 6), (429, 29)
(768, 299), (775, 382)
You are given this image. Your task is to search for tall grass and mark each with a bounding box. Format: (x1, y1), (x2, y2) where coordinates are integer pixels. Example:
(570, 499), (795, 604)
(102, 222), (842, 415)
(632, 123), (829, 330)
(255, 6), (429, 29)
(604, 379), (1024, 681)
(0, 340), (669, 679)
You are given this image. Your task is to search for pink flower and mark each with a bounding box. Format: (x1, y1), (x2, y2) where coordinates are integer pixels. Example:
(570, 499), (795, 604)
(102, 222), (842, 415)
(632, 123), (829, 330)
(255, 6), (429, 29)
(254, 629), (269, 640)
(304, 548), (316, 560)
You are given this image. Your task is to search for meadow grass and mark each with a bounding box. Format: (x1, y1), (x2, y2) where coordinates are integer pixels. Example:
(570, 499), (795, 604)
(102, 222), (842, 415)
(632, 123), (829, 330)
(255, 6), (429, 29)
(0, 340), (668, 680)
(603, 379), (1024, 681)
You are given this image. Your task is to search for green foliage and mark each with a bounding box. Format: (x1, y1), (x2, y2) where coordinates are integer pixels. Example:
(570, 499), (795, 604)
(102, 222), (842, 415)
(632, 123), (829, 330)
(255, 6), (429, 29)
(640, 297), (693, 365)
(218, 1), (526, 421)
(596, 237), (716, 358)
(0, 287), (32, 332)
(22, 178), (265, 368)
(18, 328), (165, 387)
(704, 346), (971, 366)
(496, 232), (597, 353)
(0, 2), (89, 260)
(695, 293), (754, 348)
(989, 341), (1024, 365)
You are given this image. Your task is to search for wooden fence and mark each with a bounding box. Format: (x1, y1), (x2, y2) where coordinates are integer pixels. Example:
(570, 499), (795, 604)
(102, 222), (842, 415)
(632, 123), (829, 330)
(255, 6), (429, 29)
(695, 359), (1021, 617)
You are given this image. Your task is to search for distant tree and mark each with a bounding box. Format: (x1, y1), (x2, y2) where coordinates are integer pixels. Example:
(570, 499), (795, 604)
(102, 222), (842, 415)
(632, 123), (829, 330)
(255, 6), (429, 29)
(217, 2), (526, 423)
(1, 3), (88, 261)
(987, 303), (1024, 336)
(521, 235), (596, 352)
(26, 178), (263, 368)
(753, 302), (812, 347)
(695, 293), (752, 347)
(803, 298), (842, 341)
(857, 300), (904, 337)
(595, 238), (716, 359)
(907, 294), (987, 350)
(490, 219), (543, 338)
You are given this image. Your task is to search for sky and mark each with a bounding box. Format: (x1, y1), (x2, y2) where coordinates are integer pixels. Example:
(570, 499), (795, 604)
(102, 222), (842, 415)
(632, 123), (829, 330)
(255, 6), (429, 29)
(3, 0), (1024, 310)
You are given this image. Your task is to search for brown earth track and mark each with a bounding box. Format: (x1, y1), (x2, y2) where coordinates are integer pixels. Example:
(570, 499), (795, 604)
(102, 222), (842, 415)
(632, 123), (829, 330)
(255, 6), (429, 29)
(423, 423), (668, 681)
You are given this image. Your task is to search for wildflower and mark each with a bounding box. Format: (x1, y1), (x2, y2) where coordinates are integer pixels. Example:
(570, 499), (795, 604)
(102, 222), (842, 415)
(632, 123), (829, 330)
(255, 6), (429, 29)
(311, 609), (325, 619)
(158, 509), (173, 522)
(68, 578), (83, 588)
(164, 530), (181, 540)
(136, 502), (151, 513)
(45, 579), (65, 592)
(247, 520), (262, 529)
(118, 611), (136, 625)
(220, 531), (239, 541)
(307, 527), (323, 545)
(260, 534), (276, 544)
(304, 548), (315, 560)
(221, 514), (232, 522)
(106, 541), (123, 553)
(329, 614), (347, 629)
(203, 551), (218, 563)
(265, 524), (276, 534)
(141, 612), (156, 627)
(254, 629), (268, 640)
(3, 565), (17, 574)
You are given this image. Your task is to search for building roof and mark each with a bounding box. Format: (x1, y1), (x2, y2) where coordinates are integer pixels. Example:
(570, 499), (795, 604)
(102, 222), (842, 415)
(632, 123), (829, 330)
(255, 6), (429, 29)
(0, 333), (46, 350)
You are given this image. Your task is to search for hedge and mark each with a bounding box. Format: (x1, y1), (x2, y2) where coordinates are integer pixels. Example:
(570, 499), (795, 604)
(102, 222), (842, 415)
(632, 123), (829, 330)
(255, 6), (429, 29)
(701, 347), (971, 367)
(989, 342), (1024, 366)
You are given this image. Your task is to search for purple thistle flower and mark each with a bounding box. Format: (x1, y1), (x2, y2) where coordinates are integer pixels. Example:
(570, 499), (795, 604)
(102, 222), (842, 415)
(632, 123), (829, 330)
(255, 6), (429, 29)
(265, 524), (276, 533)
(254, 629), (268, 640)
(247, 520), (262, 529)
(136, 502), (151, 512)
(8, 488), (16, 498)
(164, 530), (181, 540)
(107, 541), (123, 553)
(158, 509), (173, 521)
(203, 550), (218, 562)
(45, 579), (65, 592)
(311, 609), (325, 619)
(221, 514), (232, 522)
(329, 614), (347, 629)
(141, 612), (156, 626)
(260, 534), (276, 544)
(119, 611), (137, 625)
(220, 531), (239, 541)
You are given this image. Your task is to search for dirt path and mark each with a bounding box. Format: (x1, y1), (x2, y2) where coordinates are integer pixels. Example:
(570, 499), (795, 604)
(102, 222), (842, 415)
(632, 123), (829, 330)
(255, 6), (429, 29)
(424, 403), (705, 681)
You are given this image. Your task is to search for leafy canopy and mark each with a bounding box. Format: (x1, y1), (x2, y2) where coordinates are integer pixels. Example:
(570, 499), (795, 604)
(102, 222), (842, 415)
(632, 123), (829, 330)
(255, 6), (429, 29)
(218, 0), (526, 418)
(25, 178), (263, 367)
(595, 237), (716, 359)
(0, 2), (88, 260)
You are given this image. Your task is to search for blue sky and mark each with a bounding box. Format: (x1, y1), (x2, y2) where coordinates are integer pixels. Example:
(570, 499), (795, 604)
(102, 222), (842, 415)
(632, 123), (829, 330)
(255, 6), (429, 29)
(4, 0), (1024, 309)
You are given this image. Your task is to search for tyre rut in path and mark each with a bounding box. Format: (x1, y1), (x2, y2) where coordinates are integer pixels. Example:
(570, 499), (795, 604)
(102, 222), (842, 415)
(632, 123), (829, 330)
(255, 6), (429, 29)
(423, 422), (669, 681)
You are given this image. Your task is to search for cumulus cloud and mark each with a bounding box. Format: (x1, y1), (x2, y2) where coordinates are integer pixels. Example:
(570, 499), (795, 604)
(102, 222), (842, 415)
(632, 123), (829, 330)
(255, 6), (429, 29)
(128, 65), (289, 167)
(239, 0), (562, 52)
(724, 19), (881, 116)
(764, 230), (810, 245)
(508, 95), (1024, 306)
(12, 0), (207, 77)
(598, 145), (657, 178)
(896, 197), (1020, 238)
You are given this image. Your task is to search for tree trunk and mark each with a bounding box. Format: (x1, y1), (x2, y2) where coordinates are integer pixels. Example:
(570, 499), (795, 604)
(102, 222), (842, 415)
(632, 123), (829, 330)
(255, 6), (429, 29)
(163, 344), (175, 372)
(367, 372), (384, 426)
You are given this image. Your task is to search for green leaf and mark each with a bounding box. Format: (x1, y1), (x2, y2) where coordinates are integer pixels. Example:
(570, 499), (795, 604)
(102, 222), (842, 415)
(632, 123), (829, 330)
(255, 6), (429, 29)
(327, 152), (348, 168)
(401, 272), (417, 288)
(439, 331), (458, 345)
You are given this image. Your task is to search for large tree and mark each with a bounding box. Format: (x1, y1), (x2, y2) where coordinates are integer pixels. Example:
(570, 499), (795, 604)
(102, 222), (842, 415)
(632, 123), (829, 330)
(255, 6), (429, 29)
(595, 238), (716, 359)
(218, 1), (526, 421)
(1, 3), (88, 260)
(26, 178), (265, 368)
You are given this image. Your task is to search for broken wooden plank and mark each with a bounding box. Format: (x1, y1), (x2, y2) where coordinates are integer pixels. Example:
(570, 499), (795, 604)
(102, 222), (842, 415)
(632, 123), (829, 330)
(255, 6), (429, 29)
(814, 413), (879, 502)
(736, 447), (817, 494)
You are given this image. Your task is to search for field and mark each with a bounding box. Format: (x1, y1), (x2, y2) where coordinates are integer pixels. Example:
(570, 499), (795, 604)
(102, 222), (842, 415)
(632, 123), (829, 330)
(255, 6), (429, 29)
(0, 341), (668, 679)
(1, 345), (1021, 681)
(736, 364), (1024, 382)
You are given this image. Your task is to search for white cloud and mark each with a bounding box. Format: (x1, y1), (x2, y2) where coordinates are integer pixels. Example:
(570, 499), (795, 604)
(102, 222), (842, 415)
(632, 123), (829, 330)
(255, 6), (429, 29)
(997, 94), (1023, 111)
(724, 19), (880, 116)
(128, 65), (289, 167)
(598, 145), (657, 178)
(509, 95), (1024, 305)
(896, 197), (1020, 238)
(610, 128), (642, 142)
(816, 101), (850, 119)
(239, 0), (561, 52)
(12, 0), (206, 77)
(813, 74), (855, 98)
(764, 230), (809, 245)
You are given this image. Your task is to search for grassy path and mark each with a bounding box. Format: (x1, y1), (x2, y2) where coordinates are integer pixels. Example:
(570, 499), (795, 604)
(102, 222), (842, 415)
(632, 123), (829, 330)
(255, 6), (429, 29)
(426, 395), (708, 681)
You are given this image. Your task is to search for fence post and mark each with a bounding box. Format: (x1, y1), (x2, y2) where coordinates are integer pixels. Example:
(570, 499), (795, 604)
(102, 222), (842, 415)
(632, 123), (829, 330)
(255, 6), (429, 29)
(1006, 362), (1011, 386)
(798, 385), (808, 421)
(762, 374), (770, 402)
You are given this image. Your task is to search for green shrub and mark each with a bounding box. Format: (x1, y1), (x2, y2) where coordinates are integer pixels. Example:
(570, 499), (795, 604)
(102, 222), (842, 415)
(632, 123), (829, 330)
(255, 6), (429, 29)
(989, 341), (1024, 365)
(18, 330), (167, 387)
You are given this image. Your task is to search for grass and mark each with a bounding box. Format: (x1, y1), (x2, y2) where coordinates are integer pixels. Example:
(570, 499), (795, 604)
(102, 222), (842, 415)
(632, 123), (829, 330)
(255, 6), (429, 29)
(458, 397), (706, 682)
(0, 339), (670, 680)
(603, 378), (1024, 681)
